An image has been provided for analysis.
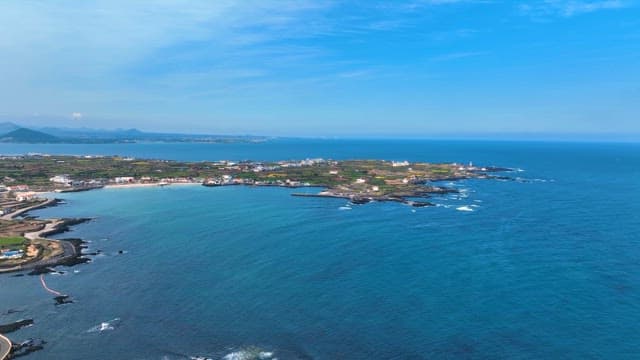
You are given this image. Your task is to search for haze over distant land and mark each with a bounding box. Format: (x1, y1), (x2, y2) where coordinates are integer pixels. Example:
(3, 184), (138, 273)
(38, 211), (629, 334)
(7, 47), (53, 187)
(0, 1), (638, 139)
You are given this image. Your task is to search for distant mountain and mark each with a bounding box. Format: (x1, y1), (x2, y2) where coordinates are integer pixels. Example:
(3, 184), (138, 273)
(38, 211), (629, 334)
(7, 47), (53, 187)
(0, 128), (61, 143)
(38, 126), (145, 140)
(0, 122), (20, 135)
(35, 126), (268, 143)
(0, 124), (268, 144)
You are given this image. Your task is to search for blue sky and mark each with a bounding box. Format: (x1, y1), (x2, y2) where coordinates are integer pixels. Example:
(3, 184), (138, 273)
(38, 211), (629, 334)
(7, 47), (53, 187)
(0, 0), (638, 137)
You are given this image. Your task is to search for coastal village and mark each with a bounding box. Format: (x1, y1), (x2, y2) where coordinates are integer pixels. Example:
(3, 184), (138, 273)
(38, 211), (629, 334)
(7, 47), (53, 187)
(0, 154), (509, 271)
(0, 154), (506, 199)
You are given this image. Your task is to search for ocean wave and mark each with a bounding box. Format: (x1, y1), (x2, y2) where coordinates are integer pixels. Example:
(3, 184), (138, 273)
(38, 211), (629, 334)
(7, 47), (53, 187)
(222, 347), (275, 360)
(338, 206), (352, 210)
(86, 318), (120, 333)
(456, 206), (474, 212)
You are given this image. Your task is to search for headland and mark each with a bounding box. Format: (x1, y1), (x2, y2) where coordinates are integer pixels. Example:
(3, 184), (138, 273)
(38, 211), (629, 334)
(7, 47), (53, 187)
(0, 154), (512, 273)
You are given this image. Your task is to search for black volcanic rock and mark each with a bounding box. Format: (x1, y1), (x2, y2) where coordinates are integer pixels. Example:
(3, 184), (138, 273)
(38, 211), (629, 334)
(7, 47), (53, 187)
(0, 319), (34, 333)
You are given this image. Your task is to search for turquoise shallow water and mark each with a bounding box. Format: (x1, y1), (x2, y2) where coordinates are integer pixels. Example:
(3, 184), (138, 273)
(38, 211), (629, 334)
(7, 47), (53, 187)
(1, 140), (640, 359)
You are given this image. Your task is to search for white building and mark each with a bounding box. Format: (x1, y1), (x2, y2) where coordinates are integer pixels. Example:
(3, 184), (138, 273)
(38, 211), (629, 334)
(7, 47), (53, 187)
(15, 192), (37, 202)
(50, 175), (72, 185)
(114, 177), (135, 183)
(392, 161), (410, 167)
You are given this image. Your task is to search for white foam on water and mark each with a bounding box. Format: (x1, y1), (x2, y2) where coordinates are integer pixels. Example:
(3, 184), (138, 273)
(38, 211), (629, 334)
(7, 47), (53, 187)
(222, 348), (275, 360)
(339, 206), (352, 210)
(86, 318), (120, 333)
(456, 206), (474, 212)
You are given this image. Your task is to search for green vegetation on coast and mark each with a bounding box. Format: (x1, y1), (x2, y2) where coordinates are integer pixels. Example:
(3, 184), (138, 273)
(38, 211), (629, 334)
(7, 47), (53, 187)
(0, 236), (26, 248)
(0, 154), (510, 271)
(0, 154), (511, 206)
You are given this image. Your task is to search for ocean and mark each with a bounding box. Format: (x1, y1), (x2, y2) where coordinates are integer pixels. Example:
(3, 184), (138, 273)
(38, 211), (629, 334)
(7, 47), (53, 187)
(1, 139), (640, 359)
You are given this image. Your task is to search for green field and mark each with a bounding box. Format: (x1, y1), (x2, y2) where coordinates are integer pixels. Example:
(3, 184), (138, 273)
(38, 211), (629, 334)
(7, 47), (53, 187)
(0, 236), (26, 248)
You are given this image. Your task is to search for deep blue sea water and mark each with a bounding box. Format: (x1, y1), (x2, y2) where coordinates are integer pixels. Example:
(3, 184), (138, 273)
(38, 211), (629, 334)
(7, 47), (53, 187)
(1, 140), (640, 359)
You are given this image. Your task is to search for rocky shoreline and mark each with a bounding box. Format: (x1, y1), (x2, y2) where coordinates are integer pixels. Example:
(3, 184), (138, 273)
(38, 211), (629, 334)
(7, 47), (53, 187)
(0, 201), (94, 358)
(0, 202), (91, 275)
(0, 158), (517, 359)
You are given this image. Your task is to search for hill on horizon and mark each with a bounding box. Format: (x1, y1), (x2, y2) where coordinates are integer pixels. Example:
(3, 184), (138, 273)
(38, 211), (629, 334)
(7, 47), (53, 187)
(0, 122), (20, 135)
(0, 127), (61, 143)
(0, 123), (268, 144)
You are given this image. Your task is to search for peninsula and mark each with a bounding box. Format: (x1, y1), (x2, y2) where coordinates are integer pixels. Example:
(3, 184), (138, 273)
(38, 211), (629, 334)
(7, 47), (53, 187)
(0, 154), (512, 272)
(0, 154), (510, 203)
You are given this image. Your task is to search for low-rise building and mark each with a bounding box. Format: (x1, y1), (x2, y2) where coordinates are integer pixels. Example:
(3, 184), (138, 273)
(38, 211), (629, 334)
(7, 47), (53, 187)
(15, 192), (38, 201)
(0, 249), (24, 260)
(8, 185), (29, 192)
(50, 175), (73, 185)
(114, 177), (135, 183)
(392, 161), (410, 167)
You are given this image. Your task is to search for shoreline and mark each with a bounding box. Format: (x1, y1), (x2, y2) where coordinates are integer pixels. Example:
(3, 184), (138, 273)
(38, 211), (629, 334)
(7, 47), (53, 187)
(0, 198), (59, 221)
(0, 198), (90, 274)
(0, 158), (514, 274)
(0, 156), (515, 359)
(103, 181), (201, 189)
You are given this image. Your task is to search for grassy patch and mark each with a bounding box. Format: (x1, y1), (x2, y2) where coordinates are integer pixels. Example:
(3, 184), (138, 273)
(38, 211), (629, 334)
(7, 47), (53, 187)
(0, 236), (27, 248)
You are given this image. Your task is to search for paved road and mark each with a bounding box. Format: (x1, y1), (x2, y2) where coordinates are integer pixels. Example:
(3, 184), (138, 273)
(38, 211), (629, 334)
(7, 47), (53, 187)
(0, 333), (11, 360)
(1, 198), (56, 220)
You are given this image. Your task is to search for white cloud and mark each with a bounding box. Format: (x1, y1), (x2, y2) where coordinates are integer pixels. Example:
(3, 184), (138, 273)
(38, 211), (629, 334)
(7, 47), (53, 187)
(0, 0), (494, 127)
(0, 1), (338, 111)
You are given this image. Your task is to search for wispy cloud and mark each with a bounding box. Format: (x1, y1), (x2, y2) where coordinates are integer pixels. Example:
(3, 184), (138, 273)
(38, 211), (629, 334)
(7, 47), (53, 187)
(0, 0), (492, 100)
(1, 0), (635, 136)
(519, 1), (630, 18)
(0, 1), (338, 105)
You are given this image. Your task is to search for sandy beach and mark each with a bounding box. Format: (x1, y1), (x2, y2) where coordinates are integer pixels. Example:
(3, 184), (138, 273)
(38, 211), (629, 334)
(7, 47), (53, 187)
(103, 182), (201, 189)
